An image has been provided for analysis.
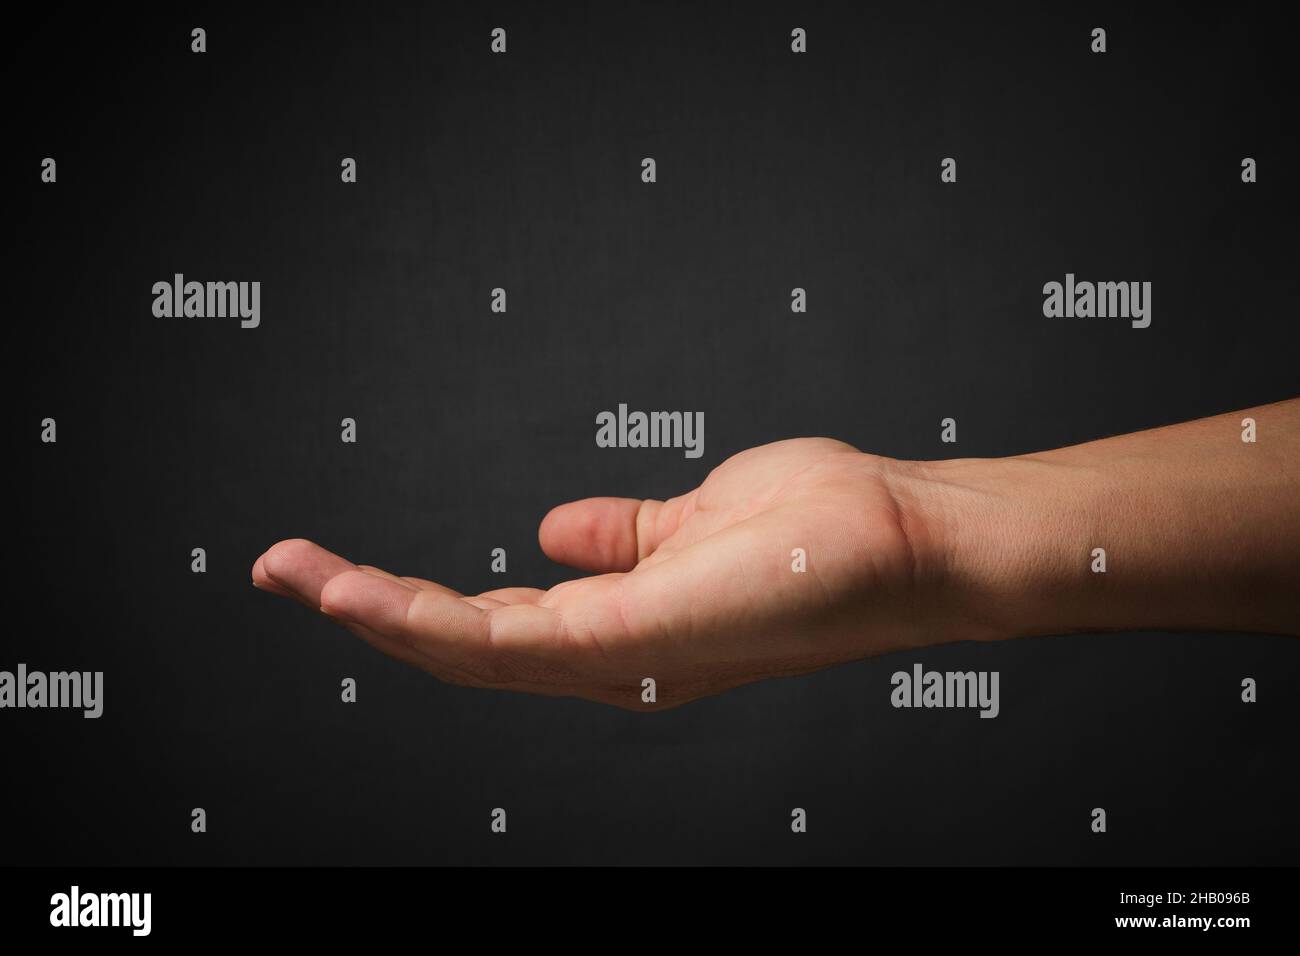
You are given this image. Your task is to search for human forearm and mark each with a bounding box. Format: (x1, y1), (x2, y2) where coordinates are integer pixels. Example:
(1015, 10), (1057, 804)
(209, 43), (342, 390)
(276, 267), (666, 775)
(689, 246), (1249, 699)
(898, 399), (1300, 641)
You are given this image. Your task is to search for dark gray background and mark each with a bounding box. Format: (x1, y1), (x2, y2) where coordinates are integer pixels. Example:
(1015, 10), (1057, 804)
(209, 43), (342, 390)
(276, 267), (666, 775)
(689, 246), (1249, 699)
(11, 1), (1298, 865)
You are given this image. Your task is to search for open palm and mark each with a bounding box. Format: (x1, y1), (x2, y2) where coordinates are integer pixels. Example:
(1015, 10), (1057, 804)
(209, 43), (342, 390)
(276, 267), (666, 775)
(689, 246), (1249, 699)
(253, 438), (935, 708)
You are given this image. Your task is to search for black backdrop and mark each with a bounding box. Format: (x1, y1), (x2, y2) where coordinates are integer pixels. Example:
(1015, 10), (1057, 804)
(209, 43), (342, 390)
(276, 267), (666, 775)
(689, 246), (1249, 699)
(11, 1), (1298, 865)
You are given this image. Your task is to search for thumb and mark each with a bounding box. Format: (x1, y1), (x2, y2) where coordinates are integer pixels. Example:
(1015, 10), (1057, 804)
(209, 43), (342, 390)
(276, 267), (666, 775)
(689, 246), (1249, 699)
(538, 493), (695, 572)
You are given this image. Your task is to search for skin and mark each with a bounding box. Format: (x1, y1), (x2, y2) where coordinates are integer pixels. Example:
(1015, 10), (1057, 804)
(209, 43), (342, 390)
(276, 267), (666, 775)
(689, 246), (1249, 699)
(252, 399), (1300, 710)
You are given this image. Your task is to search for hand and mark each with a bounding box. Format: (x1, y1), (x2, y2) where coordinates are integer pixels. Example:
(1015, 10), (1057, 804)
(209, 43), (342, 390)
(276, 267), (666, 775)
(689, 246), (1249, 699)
(251, 438), (963, 709)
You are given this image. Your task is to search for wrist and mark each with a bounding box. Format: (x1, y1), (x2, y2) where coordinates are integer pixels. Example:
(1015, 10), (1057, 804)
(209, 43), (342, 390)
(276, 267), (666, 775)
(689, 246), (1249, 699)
(886, 453), (1103, 642)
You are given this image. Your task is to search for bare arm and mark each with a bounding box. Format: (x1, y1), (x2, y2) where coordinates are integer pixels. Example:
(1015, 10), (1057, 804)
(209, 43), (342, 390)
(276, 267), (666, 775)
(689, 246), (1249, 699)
(253, 399), (1300, 709)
